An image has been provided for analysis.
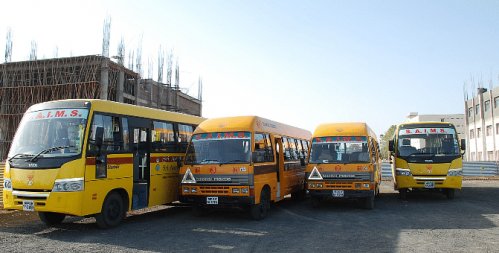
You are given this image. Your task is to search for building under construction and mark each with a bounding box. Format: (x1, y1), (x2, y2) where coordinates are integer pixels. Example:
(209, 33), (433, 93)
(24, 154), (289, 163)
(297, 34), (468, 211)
(0, 55), (202, 160)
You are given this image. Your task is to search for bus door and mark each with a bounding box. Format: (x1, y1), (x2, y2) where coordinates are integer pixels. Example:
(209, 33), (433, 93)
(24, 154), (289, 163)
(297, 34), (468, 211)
(129, 118), (151, 210)
(275, 137), (284, 201)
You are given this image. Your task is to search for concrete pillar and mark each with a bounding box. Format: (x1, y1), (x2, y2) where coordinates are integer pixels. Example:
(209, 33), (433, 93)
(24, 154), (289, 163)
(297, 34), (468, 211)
(100, 58), (109, 100)
(117, 70), (124, 102)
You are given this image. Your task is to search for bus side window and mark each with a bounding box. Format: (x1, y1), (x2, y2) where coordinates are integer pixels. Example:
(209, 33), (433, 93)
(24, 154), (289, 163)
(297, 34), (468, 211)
(254, 133), (274, 163)
(177, 124), (194, 153)
(152, 121), (175, 152)
(121, 117), (129, 151)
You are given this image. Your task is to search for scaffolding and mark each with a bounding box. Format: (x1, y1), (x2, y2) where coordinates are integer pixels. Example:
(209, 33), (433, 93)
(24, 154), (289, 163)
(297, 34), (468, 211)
(0, 55), (139, 160)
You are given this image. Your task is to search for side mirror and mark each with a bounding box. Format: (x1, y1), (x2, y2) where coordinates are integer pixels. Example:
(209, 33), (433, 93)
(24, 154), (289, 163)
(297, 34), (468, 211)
(176, 157), (183, 168)
(460, 139), (466, 151)
(252, 151), (258, 163)
(300, 157), (306, 166)
(388, 140), (394, 152)
(94, 126), (104, 148)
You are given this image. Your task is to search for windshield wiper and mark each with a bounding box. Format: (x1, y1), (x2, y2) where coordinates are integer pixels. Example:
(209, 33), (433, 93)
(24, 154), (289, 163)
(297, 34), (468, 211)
(200, 159), (220, 164)
(8, 153), (35, 162)
(220, 159), (248, 165)
(28, 146), (73, 162)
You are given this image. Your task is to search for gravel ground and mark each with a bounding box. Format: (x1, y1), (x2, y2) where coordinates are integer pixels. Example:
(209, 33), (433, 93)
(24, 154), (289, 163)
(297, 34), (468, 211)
(1, 179), (498, 253)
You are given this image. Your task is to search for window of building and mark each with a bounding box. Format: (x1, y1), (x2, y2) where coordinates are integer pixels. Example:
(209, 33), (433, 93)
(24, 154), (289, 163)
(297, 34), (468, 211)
(495, 97), (499, 108)
(468, 108), (473, 118)
(477, 128), (481, 137)
(478, 152), (483, 160)
(470, 129), (474, 139)
(486, 125), (492, 136)
(475, 104), (480, 115)
(496, 123), (499, 135)
(485, 100), (491, 112)
(488, 151), (494, 161)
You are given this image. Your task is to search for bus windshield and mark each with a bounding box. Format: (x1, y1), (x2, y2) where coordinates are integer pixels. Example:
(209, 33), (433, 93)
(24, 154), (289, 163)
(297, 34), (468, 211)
(8, 108), (89, 159)
(309, 136), (369, 164)
(185, 132), (251, 165)
(397, 127), (459, 161)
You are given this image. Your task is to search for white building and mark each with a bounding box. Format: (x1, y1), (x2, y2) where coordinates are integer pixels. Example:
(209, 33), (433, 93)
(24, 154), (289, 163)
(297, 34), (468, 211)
(464, 87), (499, 161)
(405, 112), (465, 141)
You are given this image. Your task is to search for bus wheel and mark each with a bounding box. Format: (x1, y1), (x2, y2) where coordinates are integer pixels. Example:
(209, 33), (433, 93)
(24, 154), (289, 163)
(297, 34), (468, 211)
(311, 197), (321, 208)
(95, 192), (126, 229)
(445, 189), (455, 200)
(250, 188), (270, 220)
(39, 212), (65, 226)
(192, 205), (207, 216)
(363, 195), (375, 210)
(291, 189), (306, 201)
(399, 189), (407, 200)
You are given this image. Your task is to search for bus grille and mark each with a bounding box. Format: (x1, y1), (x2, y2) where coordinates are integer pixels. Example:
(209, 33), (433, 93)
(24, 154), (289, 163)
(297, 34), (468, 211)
(199, 186), (230, 194)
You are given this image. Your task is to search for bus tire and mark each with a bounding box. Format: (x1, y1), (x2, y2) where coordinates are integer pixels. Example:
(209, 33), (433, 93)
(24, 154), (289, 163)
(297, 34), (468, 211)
(363, 195), (375, 210)
(250, 188), (270, 220)
(399, 189), (407, 200)
(38, 212), (65, 226)
(445, 189), (455, 200)
(311, 196), (321, 208)
(291, 189), (306, 201)
(95, 192), (126, 229)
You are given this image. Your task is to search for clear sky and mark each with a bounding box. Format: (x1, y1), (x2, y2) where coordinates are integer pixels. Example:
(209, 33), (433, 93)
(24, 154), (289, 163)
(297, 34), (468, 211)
(1, 0), (499, 135)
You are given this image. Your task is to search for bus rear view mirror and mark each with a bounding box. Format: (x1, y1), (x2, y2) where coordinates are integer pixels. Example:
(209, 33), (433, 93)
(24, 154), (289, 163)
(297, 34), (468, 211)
(94, 126), (104, 148)
(388, 140), (394, 152)
(460, 139), (466, 151)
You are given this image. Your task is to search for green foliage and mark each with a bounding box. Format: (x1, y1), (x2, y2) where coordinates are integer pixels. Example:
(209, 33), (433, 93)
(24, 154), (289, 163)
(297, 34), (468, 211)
(380, 125), (396, 160)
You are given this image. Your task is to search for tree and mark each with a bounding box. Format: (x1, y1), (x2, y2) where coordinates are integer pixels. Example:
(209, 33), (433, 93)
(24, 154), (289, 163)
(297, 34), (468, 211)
(380, 125), (396, 160)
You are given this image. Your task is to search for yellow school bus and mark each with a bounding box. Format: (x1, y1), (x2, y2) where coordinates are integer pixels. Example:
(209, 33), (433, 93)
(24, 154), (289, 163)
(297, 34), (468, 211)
(2, 99), (204, 228)
(306, 122), (381, 209)
(179, 116), (311, 220)
(388, 122), (465, 199)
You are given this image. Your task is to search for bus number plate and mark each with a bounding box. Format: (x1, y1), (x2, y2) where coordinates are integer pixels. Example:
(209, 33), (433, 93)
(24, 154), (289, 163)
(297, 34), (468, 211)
(424, 181), (435, 189)
(23, 200), (35, 211)
(206, 197), (218, 205)
(332, 190), (344, 198)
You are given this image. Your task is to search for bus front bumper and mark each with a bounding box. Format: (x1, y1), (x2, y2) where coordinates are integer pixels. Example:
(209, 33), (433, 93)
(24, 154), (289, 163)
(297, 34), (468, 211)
(308, 189), (374, 199)
(179, 195), (255, 207)
(395, 175), (462, 190)
(2, 190), (84, 216)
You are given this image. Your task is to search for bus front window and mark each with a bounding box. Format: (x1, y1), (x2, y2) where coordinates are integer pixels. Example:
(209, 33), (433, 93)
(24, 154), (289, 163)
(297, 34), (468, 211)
(309, 136), (369, 164)
(185, 132), (251, 165)
(8, 108), (89, 159)
(397, 127), (459, 162)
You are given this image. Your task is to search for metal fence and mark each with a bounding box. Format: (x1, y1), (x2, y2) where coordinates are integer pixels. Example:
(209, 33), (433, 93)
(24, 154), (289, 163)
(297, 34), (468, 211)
(381, 162), (499, 178)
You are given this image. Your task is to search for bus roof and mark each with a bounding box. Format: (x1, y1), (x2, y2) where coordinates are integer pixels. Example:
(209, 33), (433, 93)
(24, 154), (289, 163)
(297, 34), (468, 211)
(312, 122), (377, 139)
(193, 116), (311, 139)
(27, 99), (205, 125)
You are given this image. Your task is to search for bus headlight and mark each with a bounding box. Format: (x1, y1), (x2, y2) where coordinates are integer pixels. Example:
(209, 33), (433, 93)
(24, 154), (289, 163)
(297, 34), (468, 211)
(447, 168), (463, 176)
(241, 188), (249, 194)
(3, 178), (12, 190)
(232, 188), (240, 194)
(52, 178), (84, 192)
(183, 187), (190, 193)
(395, 168), (412, 176)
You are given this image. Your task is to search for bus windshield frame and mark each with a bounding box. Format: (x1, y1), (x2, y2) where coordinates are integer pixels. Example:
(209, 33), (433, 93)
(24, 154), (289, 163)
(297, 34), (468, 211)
(185, 131), (252, 165)
(8, 108), (89, 160)
(309, 136), (370, 164)
(397, 126), (460, 163)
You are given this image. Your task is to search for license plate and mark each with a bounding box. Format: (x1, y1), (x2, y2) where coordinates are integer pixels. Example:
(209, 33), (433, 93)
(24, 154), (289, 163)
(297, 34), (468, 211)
(23, 200), (35, 211)
(332, 190), (345, 198)
(206, 196), (218, 205)
(424, 181), (435, 189)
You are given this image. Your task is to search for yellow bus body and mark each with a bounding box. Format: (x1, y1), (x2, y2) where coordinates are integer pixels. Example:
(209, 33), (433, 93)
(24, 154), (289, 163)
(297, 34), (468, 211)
(306, 122), (381, 208)
(390, 122), (463, 199)
(3, 99), (204, 227)
(179, 116), (311, 219)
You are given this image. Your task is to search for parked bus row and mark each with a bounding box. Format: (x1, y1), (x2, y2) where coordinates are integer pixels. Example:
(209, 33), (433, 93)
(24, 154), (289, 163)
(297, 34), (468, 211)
(2, 99), (465, 228)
